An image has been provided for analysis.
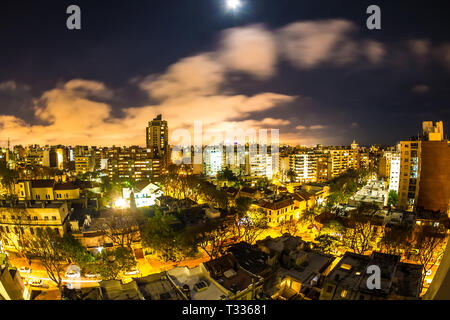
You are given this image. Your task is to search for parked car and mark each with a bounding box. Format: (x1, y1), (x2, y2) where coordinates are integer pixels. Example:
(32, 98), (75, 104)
(85, 273), (101, 279)
(124, 269), (140, 276)
(30, 279), (44, 287)
(65, 270), (81, 279)
(18, 266), (32, 274)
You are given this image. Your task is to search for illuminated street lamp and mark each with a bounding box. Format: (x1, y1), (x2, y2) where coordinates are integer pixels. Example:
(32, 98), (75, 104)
(226, 0), (241, 11)
(114, 197), (128, 209)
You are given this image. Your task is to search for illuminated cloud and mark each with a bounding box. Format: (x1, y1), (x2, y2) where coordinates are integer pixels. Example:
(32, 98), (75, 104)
(0, 81), (17, 91)
(278, 19), (373, 69)
(218, 24), (277, 79)
(4, 19), (448, 147)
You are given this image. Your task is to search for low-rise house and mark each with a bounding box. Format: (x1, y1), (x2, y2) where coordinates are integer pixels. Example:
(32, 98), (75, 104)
(61, 286), (103, 300)
(348, 180), (388, 209)
(168, 254), (264, 300)
(300, 183), (330, 206)
(70, 210), (143, 258)
(0, 253), (29, 300)
(227, 242), (271, 280)
(99, 280), (144, 300)
(0, 201), (70, 252)
(167, 264), (229, 300)
(254, 195), (299, 227)
(239, 187), (261, 200)
(271, 249), (335, 300)
(204, 254), (264, 300)
(15, 180), (81, 201)
(122, 181), (163, 208)
(256, 234), (306, 266)
(135, 272), (185, 300)
(320, 252), (422, 300)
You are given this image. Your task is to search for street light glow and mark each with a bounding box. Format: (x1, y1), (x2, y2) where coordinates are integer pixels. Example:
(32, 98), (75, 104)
(226, 0), (241, 11)
(114, 197), (128, 209)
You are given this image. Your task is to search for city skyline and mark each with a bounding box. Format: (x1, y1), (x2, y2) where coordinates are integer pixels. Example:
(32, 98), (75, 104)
(1, 1), (450, 148)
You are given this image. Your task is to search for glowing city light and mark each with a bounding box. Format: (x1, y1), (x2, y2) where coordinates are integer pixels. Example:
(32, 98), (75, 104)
(226, 0), (241, 11)
(114, 197), (128, 209)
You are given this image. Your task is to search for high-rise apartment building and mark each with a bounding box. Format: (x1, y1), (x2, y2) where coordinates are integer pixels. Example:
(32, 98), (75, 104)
(398, 121), (449, 213)
(107, 146), (161, 181)
(204, 147), (223, 177)
(327, 149), (359, 179)
(289, 152), (318, 183)
(146, 115), (168, 165)
(250, 153), (273, 180)
(388, 153), (401, 193)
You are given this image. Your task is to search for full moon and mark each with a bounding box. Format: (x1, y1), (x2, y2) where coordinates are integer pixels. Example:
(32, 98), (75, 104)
(226, 0), (241, 11)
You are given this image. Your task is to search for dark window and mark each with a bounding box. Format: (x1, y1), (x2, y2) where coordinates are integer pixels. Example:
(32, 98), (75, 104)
(327, 286), (333, 293)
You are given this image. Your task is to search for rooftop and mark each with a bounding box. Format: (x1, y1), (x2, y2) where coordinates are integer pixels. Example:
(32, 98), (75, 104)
(99, 280), (144, 300)
(204, 254), (262, 294)
(228, 242), (270, 277)
(134, 273), (184, 300)
(167, 265), (227, 300)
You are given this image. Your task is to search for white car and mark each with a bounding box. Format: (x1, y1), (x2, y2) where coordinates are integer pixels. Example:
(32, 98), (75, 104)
(65, 270), (81, 279)
(30, 279), (44, 287)
(18, 266), (32, 274)
(124, 269), (140, 276)
(85, 273), (101, 279)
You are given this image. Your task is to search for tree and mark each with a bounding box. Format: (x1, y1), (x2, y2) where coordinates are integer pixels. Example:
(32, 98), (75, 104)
(196, 220), (233, 260)
(286, 169), (297, 183)
(88, 247), (137, 280)
(95, 211), (142, 250)
(59, 233), (94, 269)
(217, 167), (237, 182)
(22, 228), (69, 289)
(413, 226), (447, 291)
(235, 197), (252, 219)
(300, 205), (320, 228)
(388, 190), (398, 207)
(341, 207), (379, 255)
(379, 225), (412, 256)
(141, 211), (198, 262)
(313, 234), (341, 255)
(234, 207), (268, 244)
(0, 162), (17, 199)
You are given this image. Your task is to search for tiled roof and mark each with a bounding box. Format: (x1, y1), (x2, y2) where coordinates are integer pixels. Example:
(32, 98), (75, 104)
(257, 198), (294, 211)
(30, 180), (55, 188)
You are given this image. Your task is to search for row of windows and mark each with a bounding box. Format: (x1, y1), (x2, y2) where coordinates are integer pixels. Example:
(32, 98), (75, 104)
(1, 214), (58, 221)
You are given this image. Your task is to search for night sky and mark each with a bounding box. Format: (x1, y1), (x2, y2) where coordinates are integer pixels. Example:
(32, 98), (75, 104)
(1, 0), (449, 147)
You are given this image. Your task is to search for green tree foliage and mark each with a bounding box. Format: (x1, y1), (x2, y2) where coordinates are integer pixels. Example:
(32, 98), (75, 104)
(59, 233), (94, 269)
(87, 247), (137, 280)
(141, 211), (198, 262)
(286, 168), (297, 183)
(327, 169), (370, 208)
(313, 234), (341, 255)
(217, 167), (238, 182)
(22, 229), (74, 289)
(235, 197), (253, 219)
(388, 190), (398, 207)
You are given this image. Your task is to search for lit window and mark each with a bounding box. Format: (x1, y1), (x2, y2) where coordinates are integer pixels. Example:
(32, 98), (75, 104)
(341, 264), (352, 271)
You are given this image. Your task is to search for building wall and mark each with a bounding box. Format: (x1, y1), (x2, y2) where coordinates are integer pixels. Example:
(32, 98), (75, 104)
(327, 149), (359, 179)
(417, 141), (450, 213)
(398, 141), (422, 211)
(0, 203), (69, 252)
